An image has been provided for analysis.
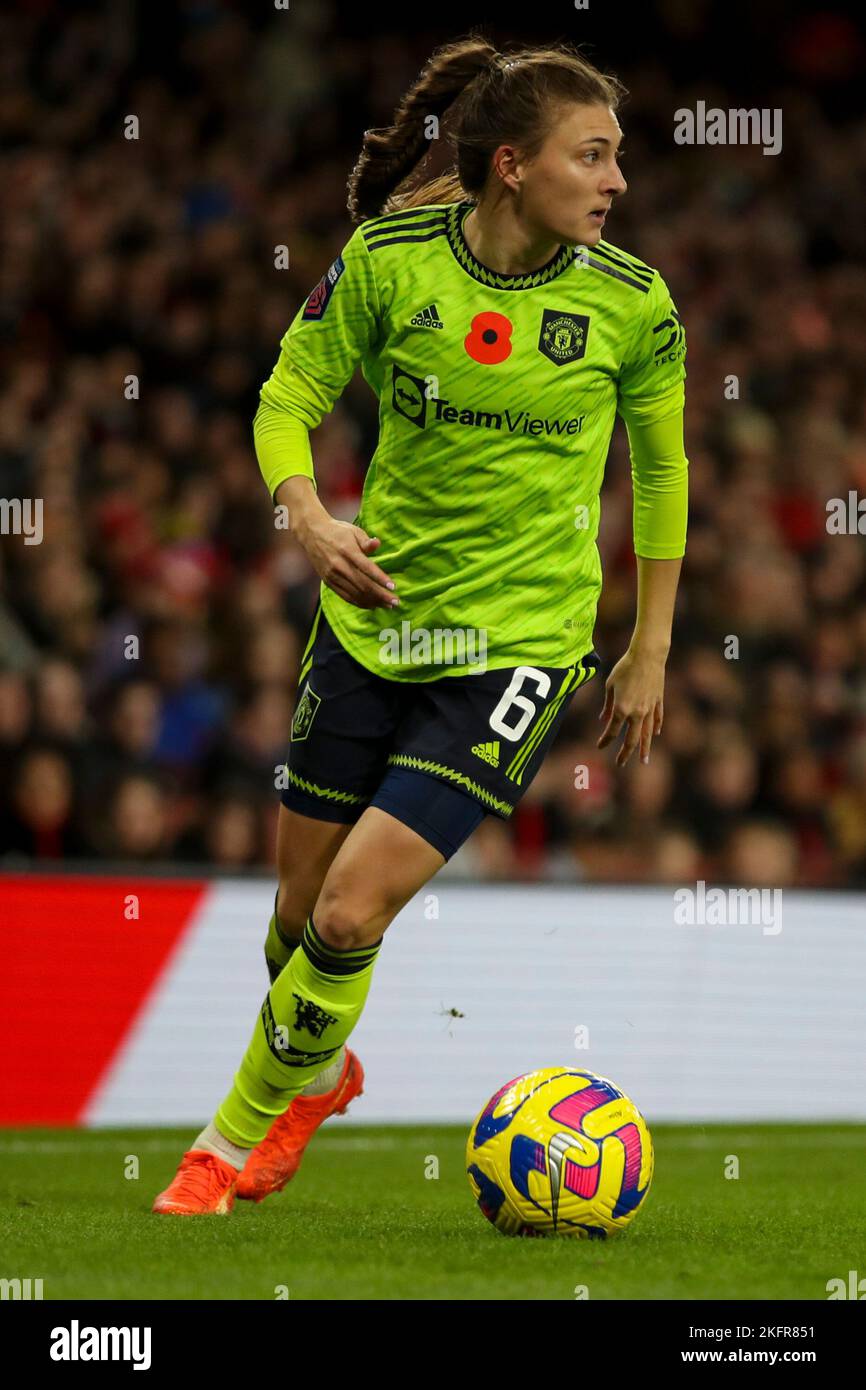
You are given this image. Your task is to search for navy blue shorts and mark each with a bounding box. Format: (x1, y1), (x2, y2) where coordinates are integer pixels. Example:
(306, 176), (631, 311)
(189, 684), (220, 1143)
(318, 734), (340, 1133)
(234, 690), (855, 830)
(280, 600), (600, 860)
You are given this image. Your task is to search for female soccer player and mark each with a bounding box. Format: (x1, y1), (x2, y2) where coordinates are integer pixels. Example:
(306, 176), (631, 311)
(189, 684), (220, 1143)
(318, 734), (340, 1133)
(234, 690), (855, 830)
(154, 34), (688, 1214)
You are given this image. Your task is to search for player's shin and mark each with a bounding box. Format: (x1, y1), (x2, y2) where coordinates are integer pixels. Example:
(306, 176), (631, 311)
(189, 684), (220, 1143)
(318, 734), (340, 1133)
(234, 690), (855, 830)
(264, 889), (302, 984)
(215, 912), (381, 1147)
(265, 893), (350, 1096)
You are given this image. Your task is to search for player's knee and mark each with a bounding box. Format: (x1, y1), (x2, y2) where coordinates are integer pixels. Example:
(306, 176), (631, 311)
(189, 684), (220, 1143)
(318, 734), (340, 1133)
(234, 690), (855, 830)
(312, 884), (382, 952)
(275, 882), (311, 938)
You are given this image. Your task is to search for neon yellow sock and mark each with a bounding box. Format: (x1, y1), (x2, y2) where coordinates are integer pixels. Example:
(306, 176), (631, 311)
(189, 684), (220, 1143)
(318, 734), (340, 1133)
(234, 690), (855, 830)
(264, 890), (301, 985)
(264, 893), (349, 1099)
(216, 913), (381, 1147)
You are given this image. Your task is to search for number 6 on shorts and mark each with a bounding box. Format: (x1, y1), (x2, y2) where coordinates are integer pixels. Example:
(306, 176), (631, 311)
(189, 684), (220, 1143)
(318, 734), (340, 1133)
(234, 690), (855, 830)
(488, 666), (552, 742)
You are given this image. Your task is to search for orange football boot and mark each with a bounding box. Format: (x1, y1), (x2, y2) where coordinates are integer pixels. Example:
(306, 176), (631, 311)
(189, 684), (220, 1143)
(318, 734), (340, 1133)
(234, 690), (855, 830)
(235, 1047), (365, 1203)
(152, 1148), (240, 1215)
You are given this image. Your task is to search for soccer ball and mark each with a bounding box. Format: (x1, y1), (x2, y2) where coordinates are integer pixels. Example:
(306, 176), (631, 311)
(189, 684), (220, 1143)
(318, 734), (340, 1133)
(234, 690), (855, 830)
(466, 1067), (653, 1238)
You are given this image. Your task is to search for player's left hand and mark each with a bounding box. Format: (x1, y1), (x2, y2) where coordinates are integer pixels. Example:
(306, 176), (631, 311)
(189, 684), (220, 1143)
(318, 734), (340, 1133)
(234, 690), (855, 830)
(596, 645), (667, 767)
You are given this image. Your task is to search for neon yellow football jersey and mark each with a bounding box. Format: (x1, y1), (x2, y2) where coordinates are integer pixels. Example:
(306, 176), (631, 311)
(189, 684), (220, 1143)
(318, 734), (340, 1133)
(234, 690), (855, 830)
(255, 200), (688, 679)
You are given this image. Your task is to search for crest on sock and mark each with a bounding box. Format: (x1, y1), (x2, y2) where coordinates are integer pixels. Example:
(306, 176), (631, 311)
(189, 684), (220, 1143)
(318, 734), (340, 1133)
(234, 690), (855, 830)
(292, 992), (339, 1038)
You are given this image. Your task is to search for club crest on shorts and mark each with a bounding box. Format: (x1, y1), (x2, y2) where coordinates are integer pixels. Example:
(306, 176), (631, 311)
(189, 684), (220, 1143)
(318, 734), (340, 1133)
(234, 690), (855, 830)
(291, 681), (321, 741)
(538, 309), (589, 364)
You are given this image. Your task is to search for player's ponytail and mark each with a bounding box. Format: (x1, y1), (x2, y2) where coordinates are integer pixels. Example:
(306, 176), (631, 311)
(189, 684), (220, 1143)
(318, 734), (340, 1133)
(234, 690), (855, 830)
(347, 32), (626, 224)
(347, 31), (495, 223)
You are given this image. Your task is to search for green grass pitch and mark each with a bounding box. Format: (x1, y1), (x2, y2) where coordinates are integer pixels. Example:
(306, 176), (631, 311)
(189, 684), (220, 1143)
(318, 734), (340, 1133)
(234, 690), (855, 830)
(1, 1125), (863, 1300)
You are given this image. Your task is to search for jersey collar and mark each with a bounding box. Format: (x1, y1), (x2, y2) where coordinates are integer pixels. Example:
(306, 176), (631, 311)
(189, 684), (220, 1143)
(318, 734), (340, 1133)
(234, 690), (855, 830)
(446, 201), (575, 290)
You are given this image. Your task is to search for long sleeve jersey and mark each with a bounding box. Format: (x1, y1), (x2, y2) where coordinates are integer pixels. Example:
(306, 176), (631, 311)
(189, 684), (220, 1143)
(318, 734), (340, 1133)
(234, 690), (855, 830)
(254, 200), (688, 679)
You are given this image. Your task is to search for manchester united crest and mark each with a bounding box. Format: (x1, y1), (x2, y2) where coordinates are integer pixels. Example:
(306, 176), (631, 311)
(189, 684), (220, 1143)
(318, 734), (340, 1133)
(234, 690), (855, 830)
(291, 682), (321, 741)
(538, 309), (590, 365)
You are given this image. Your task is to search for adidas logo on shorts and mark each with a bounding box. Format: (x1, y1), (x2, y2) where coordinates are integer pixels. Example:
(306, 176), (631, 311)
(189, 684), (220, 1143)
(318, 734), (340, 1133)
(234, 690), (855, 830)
(410, 303), (443, 329)
(471, 740), (500, 768)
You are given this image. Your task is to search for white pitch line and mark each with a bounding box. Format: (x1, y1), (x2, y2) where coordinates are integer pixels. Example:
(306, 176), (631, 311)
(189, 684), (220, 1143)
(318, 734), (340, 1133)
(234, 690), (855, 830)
(0, 1137), (402, 1155)
(0, 1132), (863, 1156)
(654, 1132), (866, 1148)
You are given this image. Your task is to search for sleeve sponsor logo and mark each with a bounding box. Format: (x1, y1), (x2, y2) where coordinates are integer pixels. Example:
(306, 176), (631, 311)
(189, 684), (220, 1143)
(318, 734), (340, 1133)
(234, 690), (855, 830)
(652, 307), (686, 363)
(301, 254), (345, 320)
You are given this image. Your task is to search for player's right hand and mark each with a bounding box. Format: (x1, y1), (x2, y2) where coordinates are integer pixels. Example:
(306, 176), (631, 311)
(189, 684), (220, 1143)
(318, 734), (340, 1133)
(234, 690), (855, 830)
(301, 518), (400, 610)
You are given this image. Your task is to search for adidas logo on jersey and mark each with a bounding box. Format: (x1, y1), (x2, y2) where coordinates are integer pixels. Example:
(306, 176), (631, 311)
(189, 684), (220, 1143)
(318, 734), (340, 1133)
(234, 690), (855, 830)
(410, 303), (443, 329)
(471, 740), (500, 767)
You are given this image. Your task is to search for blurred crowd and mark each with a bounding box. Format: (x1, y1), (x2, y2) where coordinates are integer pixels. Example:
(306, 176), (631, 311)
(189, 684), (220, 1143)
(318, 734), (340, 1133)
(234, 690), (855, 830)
(2, 2), (865, 885)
